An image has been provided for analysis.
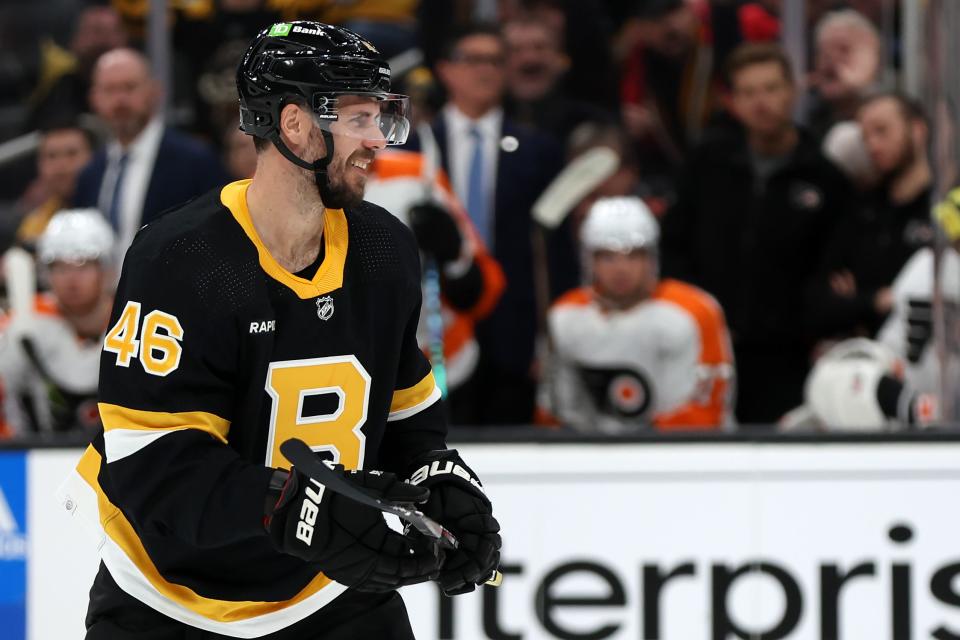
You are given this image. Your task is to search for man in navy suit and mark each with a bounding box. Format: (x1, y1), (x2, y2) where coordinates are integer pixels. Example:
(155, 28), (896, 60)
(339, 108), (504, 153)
(429, 25), (578, 425)
(74, 48), (227, 261)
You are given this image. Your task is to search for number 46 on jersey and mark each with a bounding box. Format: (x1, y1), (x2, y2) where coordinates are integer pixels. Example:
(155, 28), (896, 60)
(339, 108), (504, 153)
(104, 301), (184, 377)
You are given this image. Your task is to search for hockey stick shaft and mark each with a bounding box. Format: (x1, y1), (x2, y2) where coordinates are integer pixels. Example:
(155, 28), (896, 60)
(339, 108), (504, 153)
(280, 439), (502, 585)
(5, 246), (35, 319)
(281, 438), (452, 543)
(417, 123), (449, 398)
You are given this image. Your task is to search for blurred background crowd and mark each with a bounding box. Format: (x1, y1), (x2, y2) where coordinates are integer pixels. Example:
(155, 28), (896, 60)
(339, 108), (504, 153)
(0, 0), (958, 439)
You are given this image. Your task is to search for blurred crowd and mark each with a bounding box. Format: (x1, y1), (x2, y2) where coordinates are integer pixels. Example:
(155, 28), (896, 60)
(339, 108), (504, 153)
(0, 0), (954, 439)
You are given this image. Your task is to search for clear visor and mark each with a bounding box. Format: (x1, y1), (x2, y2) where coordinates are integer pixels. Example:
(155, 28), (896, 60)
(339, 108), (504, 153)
(310, 93), (410, 146)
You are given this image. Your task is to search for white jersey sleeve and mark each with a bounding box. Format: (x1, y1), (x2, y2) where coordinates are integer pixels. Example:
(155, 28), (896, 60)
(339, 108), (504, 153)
(879, 247), (960, 395)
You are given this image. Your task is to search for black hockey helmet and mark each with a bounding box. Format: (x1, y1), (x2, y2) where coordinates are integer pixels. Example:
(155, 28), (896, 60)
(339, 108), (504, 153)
(236, 21), (410, 173)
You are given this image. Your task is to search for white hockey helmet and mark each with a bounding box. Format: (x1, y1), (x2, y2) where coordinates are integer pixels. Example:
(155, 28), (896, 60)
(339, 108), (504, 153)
(581, 196), (659, 253)
(37, 208), (116, 266)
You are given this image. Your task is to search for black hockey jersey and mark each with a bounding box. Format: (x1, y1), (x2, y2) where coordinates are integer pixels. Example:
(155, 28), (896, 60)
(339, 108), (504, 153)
(62, 180), (447, 637)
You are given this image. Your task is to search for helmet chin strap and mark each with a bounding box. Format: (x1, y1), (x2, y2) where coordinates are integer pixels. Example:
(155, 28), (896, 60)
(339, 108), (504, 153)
(267, 129), (342, 207)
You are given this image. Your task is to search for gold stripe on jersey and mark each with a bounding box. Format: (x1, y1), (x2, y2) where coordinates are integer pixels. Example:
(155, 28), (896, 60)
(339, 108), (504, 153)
(75, 446), (337, 623)
(99, 403), (231, 443)
(220, 180), (348, 300)
(388, 370), (440, 421)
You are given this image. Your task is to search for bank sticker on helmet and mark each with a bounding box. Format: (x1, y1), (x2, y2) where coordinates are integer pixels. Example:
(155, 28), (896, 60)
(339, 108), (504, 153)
(269, 23), (292, 37)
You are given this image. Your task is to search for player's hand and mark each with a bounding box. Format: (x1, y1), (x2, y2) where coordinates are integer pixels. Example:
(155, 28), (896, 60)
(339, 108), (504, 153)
(406, 449), (501, 596)
(264, 464), (442, 592)
(408, 202), (463, 264)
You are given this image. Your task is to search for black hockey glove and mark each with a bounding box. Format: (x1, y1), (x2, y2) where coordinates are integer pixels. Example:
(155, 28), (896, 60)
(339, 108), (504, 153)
(265, 465), (442, 592)
(406, 450), (501, 596)
(408, 202), (463, 264)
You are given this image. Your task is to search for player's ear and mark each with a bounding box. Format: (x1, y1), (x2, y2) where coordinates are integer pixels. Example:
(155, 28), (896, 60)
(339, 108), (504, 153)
(278, 102), (310, 151)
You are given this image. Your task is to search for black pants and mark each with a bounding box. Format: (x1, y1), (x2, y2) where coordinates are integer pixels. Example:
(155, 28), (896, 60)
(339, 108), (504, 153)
(85, 563), (416, 640)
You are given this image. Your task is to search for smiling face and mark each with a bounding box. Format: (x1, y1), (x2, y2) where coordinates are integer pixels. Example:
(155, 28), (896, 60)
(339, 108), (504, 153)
(305, 96), (387, 208)
(503, 20), (567, 102)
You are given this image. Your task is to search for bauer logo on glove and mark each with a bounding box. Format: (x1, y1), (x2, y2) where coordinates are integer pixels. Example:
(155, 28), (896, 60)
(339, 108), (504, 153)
(295, 479), (325, 546)
(408, 458), (487, 495)
(404, 449), (501, 596)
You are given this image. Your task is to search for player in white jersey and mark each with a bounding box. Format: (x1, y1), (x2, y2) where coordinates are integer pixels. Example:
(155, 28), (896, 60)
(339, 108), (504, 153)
(541, 196), (735, 434)
(873, 186), (960, 419)
(783, 188), (960, 432)
(0, 209), (115, 435)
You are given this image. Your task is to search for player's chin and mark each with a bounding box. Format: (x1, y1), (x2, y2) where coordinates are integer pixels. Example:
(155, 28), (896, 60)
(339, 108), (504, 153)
(335, 185), (367, 209)
(347, 176), (368, 201)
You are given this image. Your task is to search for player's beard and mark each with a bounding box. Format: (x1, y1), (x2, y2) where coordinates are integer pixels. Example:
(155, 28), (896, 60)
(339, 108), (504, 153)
(300, 125), (370, 209)
(318, 149), (372, 210)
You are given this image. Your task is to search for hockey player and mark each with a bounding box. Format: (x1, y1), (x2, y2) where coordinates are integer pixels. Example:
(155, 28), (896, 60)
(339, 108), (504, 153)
(782, 186), (960, 432)
(364, 149), (505, 394)
(0, 209), (115, 435)
(878, 186), (960, 401)
(542, 196), (735, 433)
(61, 22), (500, 639)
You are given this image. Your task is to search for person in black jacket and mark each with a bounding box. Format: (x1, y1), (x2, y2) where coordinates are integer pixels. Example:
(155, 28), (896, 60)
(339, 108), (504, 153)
(811, 92), (935, 339)
(660, 42), (853, 426)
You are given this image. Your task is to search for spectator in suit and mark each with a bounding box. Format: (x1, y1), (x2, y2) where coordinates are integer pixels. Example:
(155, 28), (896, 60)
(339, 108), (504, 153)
(430, 24), (578, 425)
(660, 42), (853, 426)
(74, 48), (227, 261)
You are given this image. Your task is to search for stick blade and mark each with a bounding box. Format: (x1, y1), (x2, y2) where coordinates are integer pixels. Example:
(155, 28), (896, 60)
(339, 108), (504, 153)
(532, 147), (620, 229)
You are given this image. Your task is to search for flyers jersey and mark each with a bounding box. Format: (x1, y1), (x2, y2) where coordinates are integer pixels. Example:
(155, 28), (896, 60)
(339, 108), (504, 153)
(544, 280), (735, 433)
(364, 150), (505, 389)
(0, 294), (101, 435)
(60, 180), (446, 638)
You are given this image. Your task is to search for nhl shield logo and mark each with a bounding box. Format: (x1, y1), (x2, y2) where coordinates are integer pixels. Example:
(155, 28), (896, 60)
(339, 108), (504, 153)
(316, 296), (334, 321)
